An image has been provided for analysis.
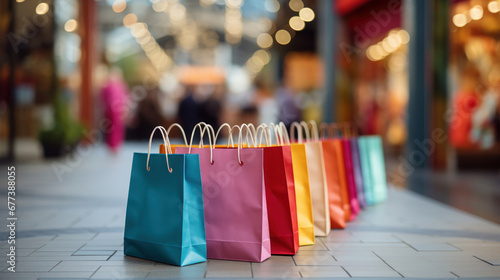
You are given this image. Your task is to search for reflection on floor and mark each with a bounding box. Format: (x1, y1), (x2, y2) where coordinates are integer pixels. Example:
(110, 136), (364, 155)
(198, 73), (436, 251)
(0, 143), (499, 279)
(387, 156), (500, 224)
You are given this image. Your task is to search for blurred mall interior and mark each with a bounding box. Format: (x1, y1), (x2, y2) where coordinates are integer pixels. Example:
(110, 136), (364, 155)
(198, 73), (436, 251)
(0, 0), (499, 223)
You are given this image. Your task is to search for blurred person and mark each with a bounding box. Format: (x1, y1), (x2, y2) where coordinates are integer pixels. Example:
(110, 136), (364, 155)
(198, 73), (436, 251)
(128, 88), (165, 140)
(100, 67), (129, 153)
(449, 65), (481, 149)
(275, 84), (301, 129)
(253, 80), (277, 125)
(178, 85), (200, 138)
(198, 85), (222, 131)
(471, 85), (499, 149)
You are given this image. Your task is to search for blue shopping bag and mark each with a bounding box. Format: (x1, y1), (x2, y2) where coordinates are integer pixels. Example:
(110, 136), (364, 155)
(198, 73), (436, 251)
(358, 135), (388, 205)
(124, 126), (207, 266)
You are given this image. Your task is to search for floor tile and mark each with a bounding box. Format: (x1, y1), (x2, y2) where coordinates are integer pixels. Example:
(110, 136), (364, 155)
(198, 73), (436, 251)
(254, 255), (295, 266)
(253, 269), (301, 278)
(146, 270), (206, 278)
(205, 270), (251, 278)
(206, 260), (251, 270)
(73, 250), (116, 256)
(342, 264), (402, 278)
(408, 243), (461, 252)
(91, 269), (148, 279)
(293, 255), (337, 266)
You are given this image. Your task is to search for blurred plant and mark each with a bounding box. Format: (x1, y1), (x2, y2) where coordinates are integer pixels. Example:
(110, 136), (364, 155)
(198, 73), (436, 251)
(39, 91), (85, 158)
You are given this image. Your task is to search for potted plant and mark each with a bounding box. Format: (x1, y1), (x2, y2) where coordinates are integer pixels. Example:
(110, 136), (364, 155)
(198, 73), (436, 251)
(39, 93), (84, 158)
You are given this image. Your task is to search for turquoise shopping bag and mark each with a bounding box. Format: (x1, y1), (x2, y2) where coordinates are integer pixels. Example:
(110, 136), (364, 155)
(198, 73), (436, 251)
(124, 126), (207, 266)
(358, 136), (387, 205)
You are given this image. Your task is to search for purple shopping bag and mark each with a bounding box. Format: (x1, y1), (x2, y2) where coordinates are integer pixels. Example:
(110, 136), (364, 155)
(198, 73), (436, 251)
(176, 124), (271, 262)
(350, 139), (366, 208)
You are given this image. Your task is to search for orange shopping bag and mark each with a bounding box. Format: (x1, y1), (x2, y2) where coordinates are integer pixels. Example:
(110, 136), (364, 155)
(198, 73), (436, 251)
(317, 123), (346, 229)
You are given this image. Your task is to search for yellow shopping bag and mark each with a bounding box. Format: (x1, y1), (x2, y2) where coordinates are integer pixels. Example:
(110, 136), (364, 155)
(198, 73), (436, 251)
(291, 121), (330, 237)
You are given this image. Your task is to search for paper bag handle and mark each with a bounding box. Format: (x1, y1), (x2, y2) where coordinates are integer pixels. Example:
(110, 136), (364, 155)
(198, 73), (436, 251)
(188, 122), (214, 164)
(147, 126), (173, 173)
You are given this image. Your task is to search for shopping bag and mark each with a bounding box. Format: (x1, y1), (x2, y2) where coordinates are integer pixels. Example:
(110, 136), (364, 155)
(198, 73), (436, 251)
(277, 123), (315, 245)
(341, 138), (361, 219)
(358, 135), (388, 204)
(350, 138), (366, 208)
(175, 123), (271, 262)
(257, 124), (299, 255)
(291, 121), (330, 237)
(124, 126), (206, 266)
(318, 123), (346, 229)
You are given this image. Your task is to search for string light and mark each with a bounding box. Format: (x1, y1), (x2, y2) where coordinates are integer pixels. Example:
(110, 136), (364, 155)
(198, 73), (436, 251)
(289, 0), (304, 12)
(64, 19), (78, 32)
(469, 5), (483, 20)
(299, 7), (315, 22)
(35, 2), (49, 15)
(123, 13), (138, 27)
(112, 0), (126, 13)
(225, 0), (243, 44)
(264, 0), (280, 13)
(488, 1), (500, 13)
(275, 29), (291, 45)
(289, 16), (305, 31)
(452, 13), (467, 27)
(152, 0), (168, 12)
(257, 33), (273, 48)
(365, 29), (410, 61)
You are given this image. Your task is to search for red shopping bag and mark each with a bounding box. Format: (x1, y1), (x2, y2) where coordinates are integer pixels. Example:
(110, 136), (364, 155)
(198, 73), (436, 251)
(257, 124), (299, 255)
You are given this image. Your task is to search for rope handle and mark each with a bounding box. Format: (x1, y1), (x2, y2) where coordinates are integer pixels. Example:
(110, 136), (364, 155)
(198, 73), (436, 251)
(255, 124), (271, 147)
(215, 123), (235, 147)
(146, 126), (173, 173)
(166, 123), (188, 152)
(300, 121), (311, 141)
(290, 122), (303, 143)
(268, 123), (283, 145)
(246, 123), (257, 145)
(308, 120), (319, 141)
(188, 123), (214, 164)
(237, 124), (256, 148)
(330, 123), (342, 138)
(319, 122), (329, 138)
(279, 122), (291, 145)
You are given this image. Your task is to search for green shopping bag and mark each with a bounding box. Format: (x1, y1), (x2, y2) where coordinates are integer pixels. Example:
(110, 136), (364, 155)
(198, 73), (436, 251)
(358, 135), (387, 205)
(124, 126), (207, 266)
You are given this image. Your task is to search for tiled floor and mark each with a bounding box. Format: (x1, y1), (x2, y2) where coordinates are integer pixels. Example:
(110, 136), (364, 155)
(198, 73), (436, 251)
(0, 143), (500, 279)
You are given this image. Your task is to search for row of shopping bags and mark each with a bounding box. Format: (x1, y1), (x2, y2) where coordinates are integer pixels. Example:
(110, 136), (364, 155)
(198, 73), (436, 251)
(124, 121), (388, 266)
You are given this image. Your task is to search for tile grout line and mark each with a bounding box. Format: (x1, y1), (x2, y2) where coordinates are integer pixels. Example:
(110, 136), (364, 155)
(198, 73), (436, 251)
(340, 266), (352, 278)
(450, 271), (460, 278)
(372, 251), (405, 278)
(106, 250), (118, 261)
(472, 255), (495, 266)
(89, 265), (102, 278)
(47, 261), (62, 272)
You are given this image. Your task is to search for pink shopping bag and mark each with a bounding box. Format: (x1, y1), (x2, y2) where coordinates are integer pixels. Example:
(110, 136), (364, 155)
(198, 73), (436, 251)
(176, 123), (271, 262)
